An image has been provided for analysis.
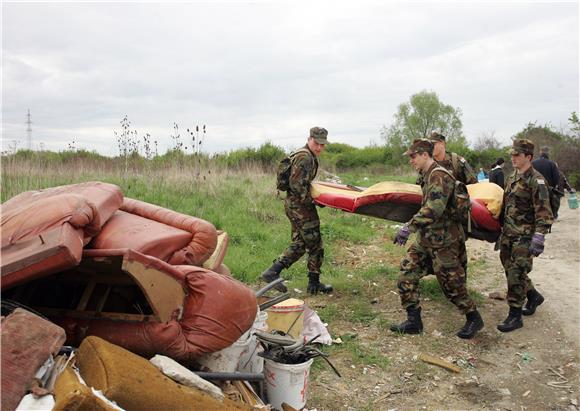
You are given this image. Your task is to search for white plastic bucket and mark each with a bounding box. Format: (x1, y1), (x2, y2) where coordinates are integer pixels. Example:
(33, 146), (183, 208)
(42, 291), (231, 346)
(266, 298), (304, 339)
(238, 310), (269, 373)
(264, 358), (313, 411)
(197, 329), (252, 372)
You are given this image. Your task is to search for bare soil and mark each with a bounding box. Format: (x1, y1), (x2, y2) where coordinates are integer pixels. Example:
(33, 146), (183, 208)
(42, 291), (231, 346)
(306, 201), (579, 411)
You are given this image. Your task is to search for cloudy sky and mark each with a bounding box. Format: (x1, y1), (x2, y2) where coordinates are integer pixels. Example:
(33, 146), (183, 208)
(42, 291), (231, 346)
(2, 1), (578, 156)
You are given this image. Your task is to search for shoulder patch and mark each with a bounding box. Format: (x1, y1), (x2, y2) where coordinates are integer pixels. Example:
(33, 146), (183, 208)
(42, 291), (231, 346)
(537, 178), (548, 200)
(459, 157), (466, 164)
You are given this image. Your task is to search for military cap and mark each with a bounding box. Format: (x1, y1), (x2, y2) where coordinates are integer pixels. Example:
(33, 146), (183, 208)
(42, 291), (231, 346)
(509, 139), (534, 155)
(430, 131), (446, 142)
(403, 138), (433, 156)
(310, 127), (328, 144)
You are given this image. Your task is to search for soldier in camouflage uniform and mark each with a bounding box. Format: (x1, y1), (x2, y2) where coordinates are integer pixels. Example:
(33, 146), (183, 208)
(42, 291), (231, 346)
(390, 139), (484, 339)
(429, 132), (478, 185)
(429, 132), (478, 274)
(261, 127), (333, 295)
(497, 139), (553, 332)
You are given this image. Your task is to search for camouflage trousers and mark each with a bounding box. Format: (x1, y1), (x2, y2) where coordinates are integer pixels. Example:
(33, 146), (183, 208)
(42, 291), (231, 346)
(499, 235), (534, 308)
(276, 200), (323, 274)
(550, 190), (562, 219)
(459, 238), (468, 275)
(397, 240), (476, 314)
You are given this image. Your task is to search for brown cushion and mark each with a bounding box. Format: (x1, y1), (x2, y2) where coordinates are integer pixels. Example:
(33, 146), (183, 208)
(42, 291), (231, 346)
(53, 366), (120, 411)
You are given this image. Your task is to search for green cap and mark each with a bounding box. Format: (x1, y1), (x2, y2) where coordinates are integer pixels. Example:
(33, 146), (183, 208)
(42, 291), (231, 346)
(310, 127), (328, 144)
(429, 131), (446, 143)
(509, 139), (534, 155)
(403, 138), (433, 156)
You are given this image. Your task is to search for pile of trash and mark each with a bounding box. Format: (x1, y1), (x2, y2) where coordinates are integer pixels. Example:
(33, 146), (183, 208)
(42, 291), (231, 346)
(1, 181), (338, 411)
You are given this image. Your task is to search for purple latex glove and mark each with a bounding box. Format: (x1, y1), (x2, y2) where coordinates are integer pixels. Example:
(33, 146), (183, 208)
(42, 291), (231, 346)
(529, 233), (545, 256)
(394, 224), (411, 246)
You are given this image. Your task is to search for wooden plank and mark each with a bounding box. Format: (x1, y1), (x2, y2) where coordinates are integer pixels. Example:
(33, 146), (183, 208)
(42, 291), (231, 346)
(76, 280), (96, 311)
(36, 307), (158, 322)
(419, 353), (462, 373)
(122, 259), (185, 322)
(95, 285), (111, 313)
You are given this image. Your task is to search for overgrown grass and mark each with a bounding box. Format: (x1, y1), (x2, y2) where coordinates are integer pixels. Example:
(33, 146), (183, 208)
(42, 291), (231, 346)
(1, 156), (400, 285)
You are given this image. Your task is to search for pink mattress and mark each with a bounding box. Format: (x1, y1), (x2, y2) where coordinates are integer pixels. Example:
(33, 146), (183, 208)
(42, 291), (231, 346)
(312, 181), (501, 241)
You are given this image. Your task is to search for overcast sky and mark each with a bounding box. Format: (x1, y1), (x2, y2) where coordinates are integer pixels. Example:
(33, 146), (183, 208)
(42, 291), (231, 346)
(2, 1), (578, 156)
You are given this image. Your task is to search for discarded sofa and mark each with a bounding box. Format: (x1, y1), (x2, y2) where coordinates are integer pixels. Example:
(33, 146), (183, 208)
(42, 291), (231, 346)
(1, 182), (124, 289)
(1, 181), (256, 363)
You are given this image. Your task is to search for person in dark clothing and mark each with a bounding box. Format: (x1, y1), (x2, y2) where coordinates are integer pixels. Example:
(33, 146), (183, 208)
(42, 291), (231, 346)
(532, 146), (561, 218)
(489, 157), (505, 189)
(556, 164), (575, 194)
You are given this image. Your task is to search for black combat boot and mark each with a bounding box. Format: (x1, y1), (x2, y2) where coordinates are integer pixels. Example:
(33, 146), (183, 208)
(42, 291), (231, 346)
(306, 272), (333, 295)
(456, 310), (484, 339)
(260, 261), (288, 292)
(497, 307), (523, 332)
(522, 289), (544, 316)
(389, 306), (423, 334)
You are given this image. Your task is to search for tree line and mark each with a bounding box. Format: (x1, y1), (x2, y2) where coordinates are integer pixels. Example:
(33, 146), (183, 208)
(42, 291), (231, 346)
(4, 90), (579, 188)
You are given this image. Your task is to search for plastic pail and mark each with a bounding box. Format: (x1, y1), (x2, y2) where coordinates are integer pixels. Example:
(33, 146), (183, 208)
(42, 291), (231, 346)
(238, 310), (269, 373)
(266, 298), (304, 339)
(264, 358), (313, 411)
(197, 329), (252, 372)
(569, 192), (579, 209)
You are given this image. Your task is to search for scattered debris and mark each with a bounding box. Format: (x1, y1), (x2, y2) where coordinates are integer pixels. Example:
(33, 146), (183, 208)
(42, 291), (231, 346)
(498, 388), (512, 396)
(255, 331), (341, 377)
(517, 352), (534, 364)
(373, 389), (402, 404)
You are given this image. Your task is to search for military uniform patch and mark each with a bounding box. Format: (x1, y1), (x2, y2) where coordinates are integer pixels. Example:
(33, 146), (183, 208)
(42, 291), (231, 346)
(537, 178), (548, 200)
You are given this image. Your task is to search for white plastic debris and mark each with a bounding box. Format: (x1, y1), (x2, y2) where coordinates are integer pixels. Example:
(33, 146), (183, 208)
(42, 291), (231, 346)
(301, 305), (332, 345)
(150, 355), (224, 401)
(15, 394), (55, 411)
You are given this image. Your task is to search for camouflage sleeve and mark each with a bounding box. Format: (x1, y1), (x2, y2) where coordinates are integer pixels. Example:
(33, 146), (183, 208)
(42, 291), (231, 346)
(460, 157), (478, 185)
(288, 153), (314, 204)
(415, 172), (424, 186)
(532, 177), (554, 234)
(408, 171), (453, 231)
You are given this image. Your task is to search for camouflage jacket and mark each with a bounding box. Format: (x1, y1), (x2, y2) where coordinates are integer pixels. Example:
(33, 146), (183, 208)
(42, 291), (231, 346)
(502, 166), (553, 237)
(416, 151), (477, 186)
(287, 145), (319, 207)
(409, 162), (463, 248)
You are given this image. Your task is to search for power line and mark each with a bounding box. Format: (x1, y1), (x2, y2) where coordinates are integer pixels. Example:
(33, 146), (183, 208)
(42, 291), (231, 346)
(25, 109), (33, 150)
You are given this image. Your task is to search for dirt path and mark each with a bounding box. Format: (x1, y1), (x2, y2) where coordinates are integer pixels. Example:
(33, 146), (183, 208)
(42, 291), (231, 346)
(309, 200), (580, 410)
(532, 202), (580, 348)
(468, 200), (580, 349)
